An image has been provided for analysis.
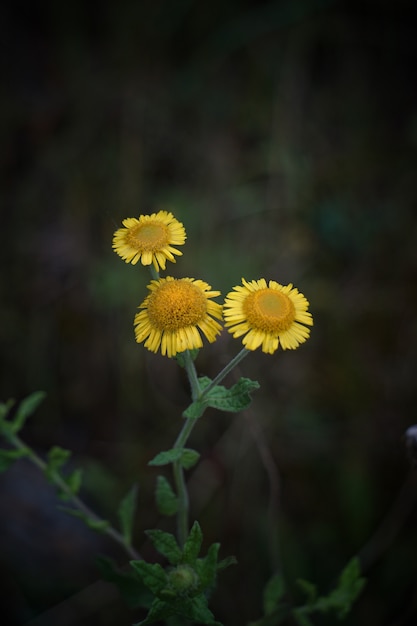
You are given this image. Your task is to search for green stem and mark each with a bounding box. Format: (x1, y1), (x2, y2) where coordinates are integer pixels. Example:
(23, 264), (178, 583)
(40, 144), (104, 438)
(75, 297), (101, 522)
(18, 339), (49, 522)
(200, 347), (250, 399)
(149, 265), (160, 281)
(171, 348), (250, 546)
(172, 350), (203, 546)
(7, 432), (142, 561)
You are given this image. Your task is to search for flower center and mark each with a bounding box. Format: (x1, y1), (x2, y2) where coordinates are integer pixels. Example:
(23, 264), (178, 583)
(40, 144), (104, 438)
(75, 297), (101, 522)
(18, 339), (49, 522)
(243, 288), (296, 333)
(128, 222), (169, 251)
(147, 280), (208, 331)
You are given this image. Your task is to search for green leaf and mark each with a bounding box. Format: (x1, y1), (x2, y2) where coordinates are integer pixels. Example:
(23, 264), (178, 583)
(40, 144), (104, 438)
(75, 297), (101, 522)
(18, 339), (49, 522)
(315, 557), (366, 619)
(134, 597), (173, 625)
(182, 399), (207, 419)
(117, 484), (138, 547)
(130, 561), (168, 596)
(0, 447), (30, 472)
(96, 555), (153, 609)
(199, 377), (260, 413)
(149, 448), (199, 469)
(155, 475), (178, 516)
(145, 529), (182, 565)
(63, 468), (83, 498)
(58, 506), (110, 533)
(9, 391), (46, 434)
(179, 448), (200, 470)
(182, 521), (203, 565)
(178, 594), (222, 625)
(217, 555), (238, 571)
(196, 543), (220, 590)
(148, 448), (183, 466)
(45, 446), (71, 481)
(263, 573), (286, 616)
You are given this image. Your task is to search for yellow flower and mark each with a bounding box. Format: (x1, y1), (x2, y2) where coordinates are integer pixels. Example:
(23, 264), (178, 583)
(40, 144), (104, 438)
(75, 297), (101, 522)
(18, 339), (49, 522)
(112, 211), (186, 271)
(223, 278), (313, 354)
(134, 277), (223, 357)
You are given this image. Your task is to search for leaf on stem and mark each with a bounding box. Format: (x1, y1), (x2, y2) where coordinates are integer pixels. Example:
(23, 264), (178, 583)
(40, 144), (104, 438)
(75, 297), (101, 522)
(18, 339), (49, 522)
(148, 448), (200, 469)
(117, 484), (138, 547)
(155, 475), (178, 516)
(9, 391), (46, 435)
(146, 529), (182, 565)
(130, 561), (168, 596)
(200, 376), (260, 413)
(58, 506), (110, 533)
(96, 555), (153, 609)
(182, 521), (203, 565)
(0, 447), (30, 472)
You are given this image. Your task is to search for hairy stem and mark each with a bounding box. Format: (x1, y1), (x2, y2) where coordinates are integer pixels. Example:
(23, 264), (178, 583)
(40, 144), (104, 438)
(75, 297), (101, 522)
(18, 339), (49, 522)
(6, 432), (142, 561)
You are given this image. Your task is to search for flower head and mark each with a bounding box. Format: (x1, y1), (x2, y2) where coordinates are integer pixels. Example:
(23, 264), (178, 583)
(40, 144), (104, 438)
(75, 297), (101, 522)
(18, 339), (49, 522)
(223, 278), (313, 354)
(112, 211), (186, 271)
(134, 277), (223, 357)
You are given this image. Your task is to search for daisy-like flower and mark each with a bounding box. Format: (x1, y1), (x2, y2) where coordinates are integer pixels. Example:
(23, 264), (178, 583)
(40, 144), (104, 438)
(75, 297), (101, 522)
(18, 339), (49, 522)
(134, 277), (223, 358)
(223, 278), (313, 354)
(112, 211), (186, 271)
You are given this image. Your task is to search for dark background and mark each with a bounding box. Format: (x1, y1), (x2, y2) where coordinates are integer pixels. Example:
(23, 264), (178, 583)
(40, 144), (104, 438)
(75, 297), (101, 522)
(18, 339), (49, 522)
(1, 0), (417, 624)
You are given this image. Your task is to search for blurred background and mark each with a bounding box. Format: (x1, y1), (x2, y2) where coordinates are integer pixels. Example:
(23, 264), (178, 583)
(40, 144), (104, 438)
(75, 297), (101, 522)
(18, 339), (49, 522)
(1, 0), (417, 624)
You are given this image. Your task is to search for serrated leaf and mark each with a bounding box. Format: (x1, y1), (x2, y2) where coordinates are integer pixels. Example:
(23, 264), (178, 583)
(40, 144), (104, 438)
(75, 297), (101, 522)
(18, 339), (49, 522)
(117, 484), (138, 547)
(96, 555), (153, 609)
(196, 542), (220, 590)
(134, 597), (173, 625)
(182, 399), (207, 419)
(146, 529), (182, 565)
(148, 448), (183, 466)
(10, 391), (46, 435)
(179, 594), (222, 625)
(130, 561), (168, 596)
(199, 377), (260, 413)
(0, 447), (30, 472)
(263, 573), (286, 616)
(59, 506), (110, 533)
(45, 446), (71, 481)
(182, 521), (203, 565)
(180, 449), (200, 470)
(155, 475), (178, 516)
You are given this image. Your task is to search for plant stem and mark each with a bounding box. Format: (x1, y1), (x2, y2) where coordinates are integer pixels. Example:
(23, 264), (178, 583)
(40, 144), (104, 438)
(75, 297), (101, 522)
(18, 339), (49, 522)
(200, 347), (250, 399)
(148, 266), (159, 281)
(6, 432), (142, 561)
(172, 350), (203, 546)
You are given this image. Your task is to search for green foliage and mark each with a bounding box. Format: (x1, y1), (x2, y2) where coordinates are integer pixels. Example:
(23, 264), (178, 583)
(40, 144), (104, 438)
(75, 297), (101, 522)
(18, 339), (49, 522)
(0, 447), (30, 472)
(59, 506), (110, 533)
(131, 522), (235, 625)
(251, 559), (365, 626)
(96, 555), (153, 609)
(149, 448), (200, 469)
(117, 484), (138, 547)
(183, 376), (260, 418)
(155, 475), (178, 516)
(44, 445), (83, 500)
(146, 529), (182, 565)
(293, 557), (366, 624)
(0, 392), (46, 438)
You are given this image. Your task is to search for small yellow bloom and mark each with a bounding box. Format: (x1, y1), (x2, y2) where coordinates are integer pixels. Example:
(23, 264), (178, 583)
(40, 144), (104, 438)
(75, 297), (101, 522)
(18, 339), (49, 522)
(134, 277), (223, 357)
(223, 278), (313, 354)
(112, 211), (186, 271)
